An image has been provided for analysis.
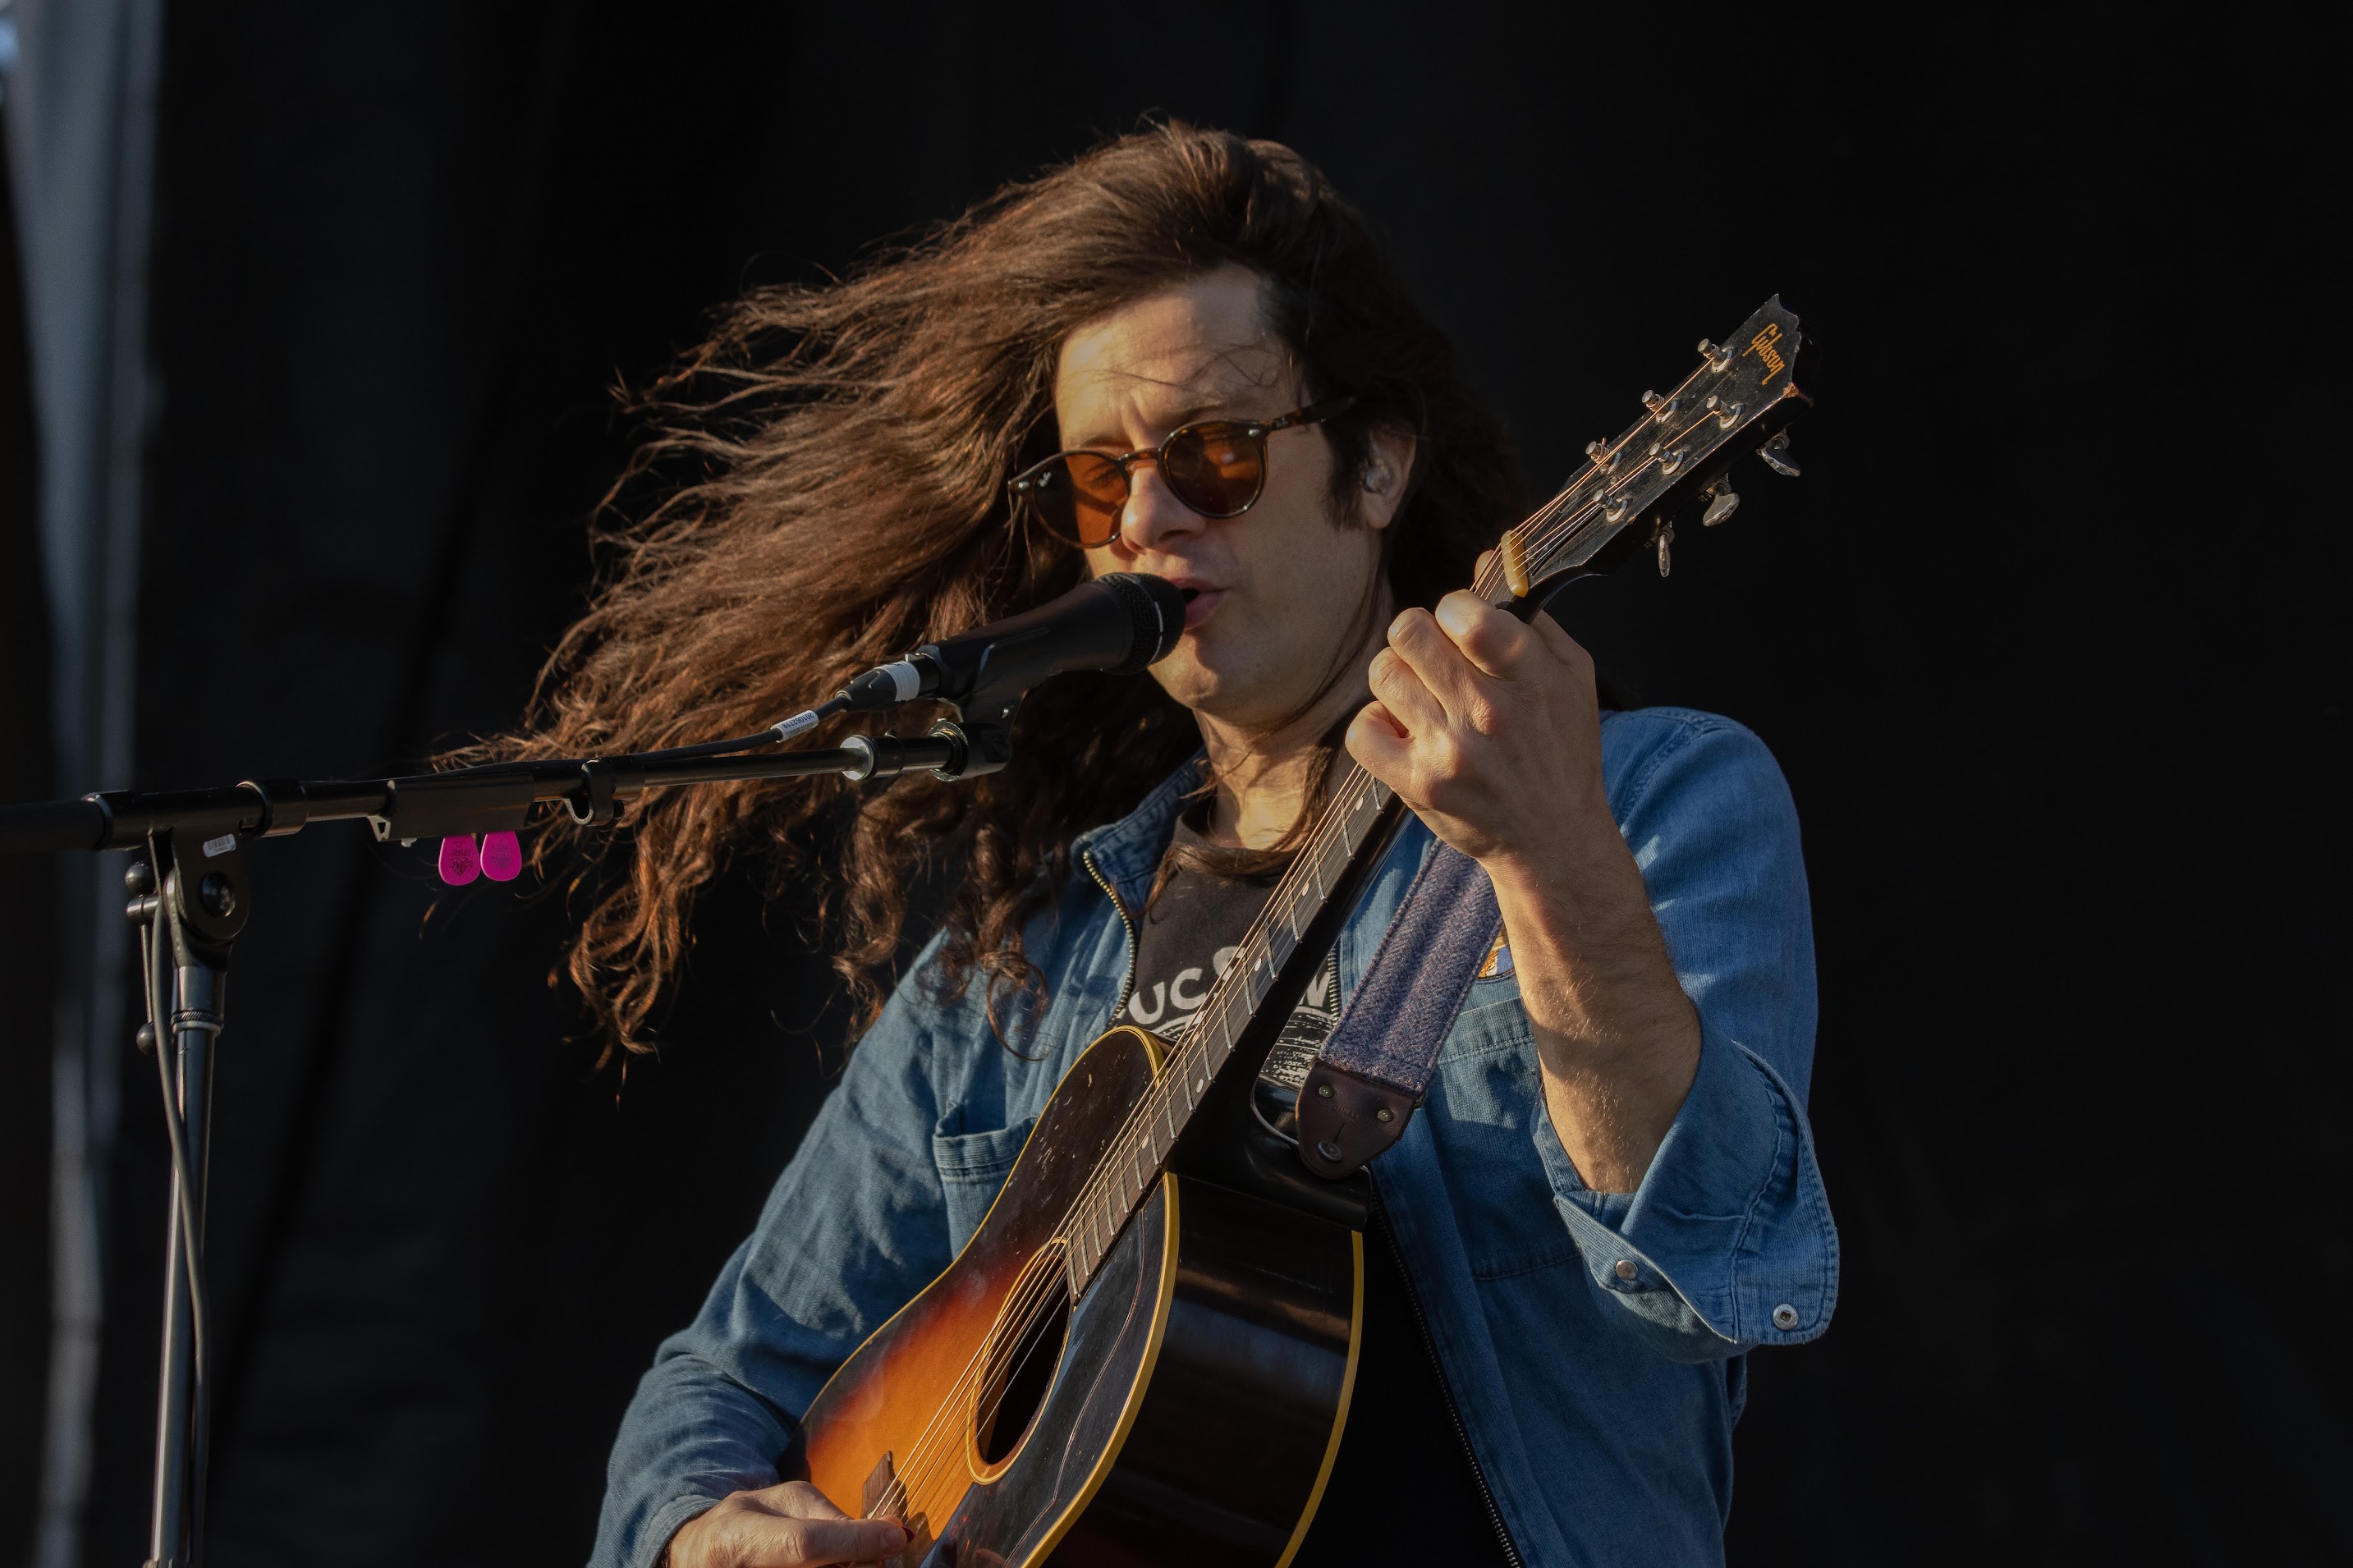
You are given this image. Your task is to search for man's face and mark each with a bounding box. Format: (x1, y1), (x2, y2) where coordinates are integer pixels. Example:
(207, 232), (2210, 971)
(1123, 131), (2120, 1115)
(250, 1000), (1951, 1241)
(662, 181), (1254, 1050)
(1056, 265), (1393, 734)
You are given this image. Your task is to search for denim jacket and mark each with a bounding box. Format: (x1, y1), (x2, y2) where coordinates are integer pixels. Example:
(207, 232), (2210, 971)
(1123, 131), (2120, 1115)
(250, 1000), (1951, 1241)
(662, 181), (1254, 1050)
(591, 708), (1835, 1568)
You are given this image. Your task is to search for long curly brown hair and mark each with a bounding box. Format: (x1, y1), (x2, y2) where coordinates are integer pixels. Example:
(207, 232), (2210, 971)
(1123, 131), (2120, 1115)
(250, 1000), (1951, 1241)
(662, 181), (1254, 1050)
(478, 123), (1521, 1057)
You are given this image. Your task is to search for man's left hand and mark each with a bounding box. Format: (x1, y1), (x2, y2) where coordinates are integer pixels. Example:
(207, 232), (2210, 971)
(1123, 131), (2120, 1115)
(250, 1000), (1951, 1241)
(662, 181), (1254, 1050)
(1345, 588), (1612, 879)
(1344, 580), (1701, 1194)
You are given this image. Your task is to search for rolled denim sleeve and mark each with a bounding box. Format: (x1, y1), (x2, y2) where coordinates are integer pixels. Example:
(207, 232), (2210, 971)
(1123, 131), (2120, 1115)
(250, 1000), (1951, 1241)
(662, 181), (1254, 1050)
(589, 938), (958, 1568)
(1534, 711), (1836, 1361)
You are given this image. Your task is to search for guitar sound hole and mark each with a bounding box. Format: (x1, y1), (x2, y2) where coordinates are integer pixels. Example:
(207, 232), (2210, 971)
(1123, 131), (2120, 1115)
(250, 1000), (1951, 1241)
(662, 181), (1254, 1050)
(975, 1286), (1071, 1467)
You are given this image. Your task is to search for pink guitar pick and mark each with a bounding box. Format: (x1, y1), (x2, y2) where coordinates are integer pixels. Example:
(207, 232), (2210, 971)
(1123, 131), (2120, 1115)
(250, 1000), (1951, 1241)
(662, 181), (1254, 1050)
(437, 835), (481, 885)
(479, 830), (523, 883)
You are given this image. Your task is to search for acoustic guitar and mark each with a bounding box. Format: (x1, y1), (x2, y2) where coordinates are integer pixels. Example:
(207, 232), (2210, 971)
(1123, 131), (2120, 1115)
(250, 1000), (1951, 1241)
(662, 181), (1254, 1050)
(793, 299), (1818, 1566)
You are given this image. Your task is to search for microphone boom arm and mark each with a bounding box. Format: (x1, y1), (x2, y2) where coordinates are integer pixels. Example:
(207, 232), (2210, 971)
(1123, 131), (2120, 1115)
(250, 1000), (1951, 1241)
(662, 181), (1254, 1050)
(0, 731), (977, 856)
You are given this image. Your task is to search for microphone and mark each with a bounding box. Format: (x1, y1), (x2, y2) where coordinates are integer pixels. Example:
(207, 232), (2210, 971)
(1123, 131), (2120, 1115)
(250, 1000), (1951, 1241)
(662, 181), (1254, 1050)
(837, 572), (1186, 714)
(656, 573), (1185, 763)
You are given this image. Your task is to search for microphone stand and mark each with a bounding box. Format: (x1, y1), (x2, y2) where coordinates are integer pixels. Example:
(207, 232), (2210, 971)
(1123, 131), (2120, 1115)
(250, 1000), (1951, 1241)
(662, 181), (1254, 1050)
(1, 716), (1000, 1568)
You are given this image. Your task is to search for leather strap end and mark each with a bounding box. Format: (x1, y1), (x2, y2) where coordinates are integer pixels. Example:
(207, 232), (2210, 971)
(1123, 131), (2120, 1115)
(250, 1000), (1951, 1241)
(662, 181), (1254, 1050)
(1296, 1061), (1417, 1178)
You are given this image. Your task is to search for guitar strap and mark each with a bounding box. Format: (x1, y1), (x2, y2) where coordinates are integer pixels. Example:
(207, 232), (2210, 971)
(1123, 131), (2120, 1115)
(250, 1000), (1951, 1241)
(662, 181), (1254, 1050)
(1296, 841), (1501, 1179)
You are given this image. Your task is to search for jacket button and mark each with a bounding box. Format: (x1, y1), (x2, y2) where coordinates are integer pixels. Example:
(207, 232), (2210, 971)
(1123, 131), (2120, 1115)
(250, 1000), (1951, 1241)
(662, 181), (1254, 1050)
(1772, 1303), (1800, 1330)
(1612, 1259), (1637, 1281)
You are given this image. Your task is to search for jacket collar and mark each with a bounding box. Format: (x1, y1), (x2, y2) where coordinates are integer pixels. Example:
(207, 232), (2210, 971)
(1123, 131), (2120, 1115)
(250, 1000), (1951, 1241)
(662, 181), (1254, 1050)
(1066, 751), (1438, 1000)
(1069, 753), (1208, 915)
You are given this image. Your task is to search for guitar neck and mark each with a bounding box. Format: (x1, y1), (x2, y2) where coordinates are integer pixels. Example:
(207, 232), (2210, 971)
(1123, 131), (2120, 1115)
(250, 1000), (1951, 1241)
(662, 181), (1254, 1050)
(1057, 552), (1525, 1286)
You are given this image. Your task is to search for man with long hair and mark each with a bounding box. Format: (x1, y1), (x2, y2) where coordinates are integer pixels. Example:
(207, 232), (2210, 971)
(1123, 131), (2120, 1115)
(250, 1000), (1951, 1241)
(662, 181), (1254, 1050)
(553, 126), (1832, 1566)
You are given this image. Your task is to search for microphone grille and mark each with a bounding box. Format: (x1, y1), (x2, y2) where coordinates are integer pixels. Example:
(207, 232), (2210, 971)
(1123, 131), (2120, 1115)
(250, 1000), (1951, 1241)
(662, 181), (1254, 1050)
(1096, 573), (1187, 674)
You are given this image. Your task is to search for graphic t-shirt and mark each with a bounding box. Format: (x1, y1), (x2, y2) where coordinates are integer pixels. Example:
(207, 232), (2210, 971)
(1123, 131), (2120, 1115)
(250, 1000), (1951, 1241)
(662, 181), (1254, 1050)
(1117, 815), (1510, 1566)
(1114, 816), (1339, 1104)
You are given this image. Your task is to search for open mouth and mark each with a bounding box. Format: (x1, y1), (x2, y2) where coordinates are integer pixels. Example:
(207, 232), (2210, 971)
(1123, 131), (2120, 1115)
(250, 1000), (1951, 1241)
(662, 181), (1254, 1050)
(1177, 586), (1224, 628)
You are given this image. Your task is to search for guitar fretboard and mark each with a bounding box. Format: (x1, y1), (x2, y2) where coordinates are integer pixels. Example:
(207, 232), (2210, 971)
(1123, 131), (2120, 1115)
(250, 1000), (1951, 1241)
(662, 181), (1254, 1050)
(1060, 763), (1398, 1282)
(1053, 539), (1557, 1284)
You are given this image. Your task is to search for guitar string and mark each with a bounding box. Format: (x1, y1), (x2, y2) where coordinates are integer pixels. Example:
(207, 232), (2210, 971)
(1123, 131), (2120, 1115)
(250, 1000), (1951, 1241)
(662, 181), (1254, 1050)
(858, 353), (1752, 1522)
(875, 1243), (1101, 1524)
(864, 1249), (1079, 1527)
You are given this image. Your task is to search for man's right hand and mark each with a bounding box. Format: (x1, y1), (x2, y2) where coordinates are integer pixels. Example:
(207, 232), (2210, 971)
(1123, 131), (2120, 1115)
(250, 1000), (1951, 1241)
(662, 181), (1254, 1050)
(665, 1480), (907, 1566)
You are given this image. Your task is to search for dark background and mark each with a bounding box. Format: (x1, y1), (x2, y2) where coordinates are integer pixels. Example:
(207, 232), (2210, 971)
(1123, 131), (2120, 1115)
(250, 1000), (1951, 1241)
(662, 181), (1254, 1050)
(2, 5), (2344, 1565)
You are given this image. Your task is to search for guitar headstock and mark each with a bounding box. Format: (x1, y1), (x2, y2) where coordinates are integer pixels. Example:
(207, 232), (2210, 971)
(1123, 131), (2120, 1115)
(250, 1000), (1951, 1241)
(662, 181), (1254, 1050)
(1496, 296), (1815, 596)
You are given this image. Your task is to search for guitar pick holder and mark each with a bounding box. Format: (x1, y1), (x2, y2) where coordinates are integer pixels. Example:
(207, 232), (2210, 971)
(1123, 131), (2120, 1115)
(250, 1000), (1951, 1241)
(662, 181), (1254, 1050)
(0, 718), (999, 1568)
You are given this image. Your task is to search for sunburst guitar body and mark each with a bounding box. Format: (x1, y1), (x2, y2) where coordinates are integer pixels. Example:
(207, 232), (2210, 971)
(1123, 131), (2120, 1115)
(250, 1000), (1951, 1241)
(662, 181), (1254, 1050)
(796, 1026), (1363, 1567)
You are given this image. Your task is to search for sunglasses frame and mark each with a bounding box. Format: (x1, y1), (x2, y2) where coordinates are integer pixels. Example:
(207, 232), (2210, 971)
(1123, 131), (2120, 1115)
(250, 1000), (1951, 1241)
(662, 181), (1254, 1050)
(1008, 395), (1356, 547)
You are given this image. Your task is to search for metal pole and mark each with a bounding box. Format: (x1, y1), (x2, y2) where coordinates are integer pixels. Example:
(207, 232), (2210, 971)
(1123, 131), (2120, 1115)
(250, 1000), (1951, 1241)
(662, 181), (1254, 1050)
(140, 837), (233, 1568)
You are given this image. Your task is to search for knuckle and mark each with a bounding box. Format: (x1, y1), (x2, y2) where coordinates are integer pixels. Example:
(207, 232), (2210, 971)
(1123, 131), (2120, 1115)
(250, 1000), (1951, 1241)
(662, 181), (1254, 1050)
(1432, 603), (1481, 646)
(782, 1517), (837, 1559)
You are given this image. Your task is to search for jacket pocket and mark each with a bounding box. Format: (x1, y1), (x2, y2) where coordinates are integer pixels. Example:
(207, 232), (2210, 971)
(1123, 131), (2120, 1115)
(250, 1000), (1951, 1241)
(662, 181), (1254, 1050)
(933, 1114), (1040, 1253)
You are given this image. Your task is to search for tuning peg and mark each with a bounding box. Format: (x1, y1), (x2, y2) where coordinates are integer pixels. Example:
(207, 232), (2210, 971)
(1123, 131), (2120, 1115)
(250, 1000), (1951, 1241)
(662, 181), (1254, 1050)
(1697, 337), (1731, 372)
(1703, 485), (1741, 526)
(1653, 518), (1675, 577)
(1759, 430), (1800, 477)
(1704, 392), (1745, 429)
(1585, 438), (1614, 470)
(1641, 388), (1696, 423)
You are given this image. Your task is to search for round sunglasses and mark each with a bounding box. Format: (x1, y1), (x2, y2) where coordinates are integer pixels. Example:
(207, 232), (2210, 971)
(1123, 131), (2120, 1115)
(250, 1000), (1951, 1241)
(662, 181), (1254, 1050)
(1007, 397), (1355, 548)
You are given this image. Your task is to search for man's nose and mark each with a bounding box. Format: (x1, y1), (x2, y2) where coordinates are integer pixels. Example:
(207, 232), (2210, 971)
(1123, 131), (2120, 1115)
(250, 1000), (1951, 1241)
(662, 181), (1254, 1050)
(1117, 460), (1204, 554)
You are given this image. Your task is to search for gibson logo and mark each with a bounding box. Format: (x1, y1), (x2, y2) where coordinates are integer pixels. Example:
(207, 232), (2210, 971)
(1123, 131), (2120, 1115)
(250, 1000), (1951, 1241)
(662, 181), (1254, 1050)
(1744, 322), (1787, 378)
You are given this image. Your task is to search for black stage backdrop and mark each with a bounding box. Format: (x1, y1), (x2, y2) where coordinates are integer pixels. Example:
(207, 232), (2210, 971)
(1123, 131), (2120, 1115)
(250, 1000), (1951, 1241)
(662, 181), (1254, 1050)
(17, 6), (2342, 1566)
(0, 115), (58, 1568)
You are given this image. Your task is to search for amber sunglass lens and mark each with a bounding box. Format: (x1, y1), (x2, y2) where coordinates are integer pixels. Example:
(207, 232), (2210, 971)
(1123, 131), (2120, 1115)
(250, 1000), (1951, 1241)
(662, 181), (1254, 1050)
(1164, 423), (1264, 517)
(1030, 452), (1127, 546)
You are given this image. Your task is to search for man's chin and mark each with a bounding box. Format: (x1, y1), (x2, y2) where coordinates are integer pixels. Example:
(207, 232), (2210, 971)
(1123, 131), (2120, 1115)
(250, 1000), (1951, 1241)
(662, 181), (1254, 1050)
(1149, 646), (1245, 717)
(1153, 630), (1335, 730)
